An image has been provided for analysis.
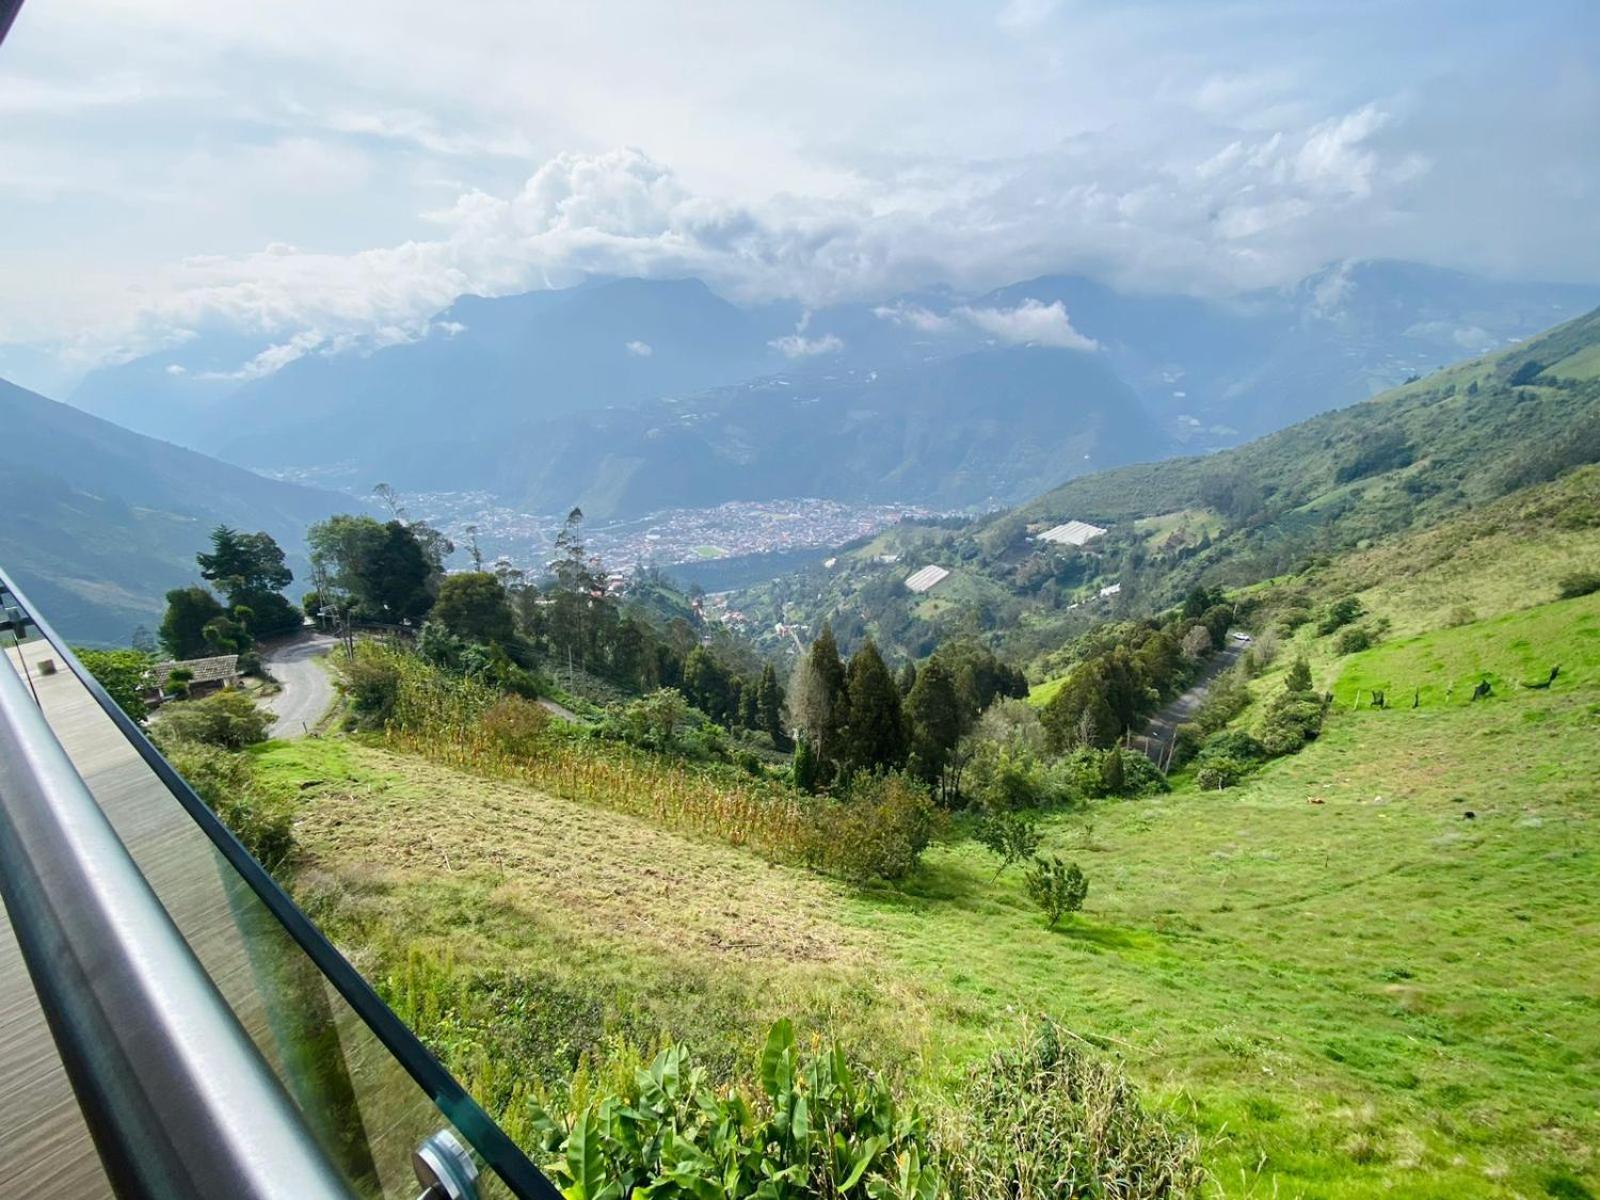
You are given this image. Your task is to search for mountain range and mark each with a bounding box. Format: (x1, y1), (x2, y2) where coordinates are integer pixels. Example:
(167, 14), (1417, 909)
(65, 261), (1600, 521)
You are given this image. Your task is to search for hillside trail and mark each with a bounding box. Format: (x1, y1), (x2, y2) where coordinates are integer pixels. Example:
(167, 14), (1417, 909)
(1128, 637), (1246, 765)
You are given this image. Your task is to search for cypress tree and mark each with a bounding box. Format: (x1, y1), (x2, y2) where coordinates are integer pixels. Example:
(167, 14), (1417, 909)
(905, 658), (961, 793)
(842, 639), (907, 774)
(757, 662), (785, 746)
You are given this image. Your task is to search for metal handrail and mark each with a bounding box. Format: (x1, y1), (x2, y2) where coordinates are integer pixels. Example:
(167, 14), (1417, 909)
(0, 648), (356, 1199)
(0, 565), (561, 1200)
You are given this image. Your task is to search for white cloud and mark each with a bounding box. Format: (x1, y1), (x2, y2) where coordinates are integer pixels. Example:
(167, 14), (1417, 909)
(872, 302), (957, 334)
(770, 332), (844, 358)
(164, 363), (186, 376)
(198, 330), (328, 381)
(625, 339), (653, 357)
(1, 1), (1594, 379)
(956, 299), (1098, 350)
(769, 311), (845, 359)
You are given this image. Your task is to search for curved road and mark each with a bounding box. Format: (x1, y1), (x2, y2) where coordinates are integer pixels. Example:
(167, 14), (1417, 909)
(261, 631), (337, 740)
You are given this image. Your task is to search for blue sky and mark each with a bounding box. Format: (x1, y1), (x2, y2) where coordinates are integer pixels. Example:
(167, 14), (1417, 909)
(0, 0), (1596, 391)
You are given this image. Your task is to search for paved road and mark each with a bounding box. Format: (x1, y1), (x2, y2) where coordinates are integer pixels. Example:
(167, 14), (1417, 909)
(1130, 638), (1247, 764)
(262, 631), (337, 740)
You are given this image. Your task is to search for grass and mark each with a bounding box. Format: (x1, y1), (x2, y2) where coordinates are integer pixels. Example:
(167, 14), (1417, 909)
(1332, 592), (1600, 707)
(255, 738), (940, 1099)
(251, 546), (1600, 1195)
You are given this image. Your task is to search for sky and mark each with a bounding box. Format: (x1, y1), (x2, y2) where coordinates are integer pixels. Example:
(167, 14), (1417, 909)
(0, 0), (1596, 391)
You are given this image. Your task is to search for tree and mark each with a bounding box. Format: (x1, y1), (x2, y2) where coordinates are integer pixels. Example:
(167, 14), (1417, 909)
(1026, 856), (1088, 927)
(897, 660), (918, 697)
(196, 526), (300, 637)
(756, 662), (786, 747)
(433, 572), (515, 645)
(841, 640), (907, 774)
(1181, 624), (1213, 660)
(683, 647), (734, 724)
(1285, 656), (1314, 694)
(904, 658), (962, 793)
(974, 812), (1041, 879)
(159, 586), (226, 660)
(308, 515), (437, 625)
(1098, 746), (1127, 796)
(790, 624), (847, 772)
(76, 647), (153, 720)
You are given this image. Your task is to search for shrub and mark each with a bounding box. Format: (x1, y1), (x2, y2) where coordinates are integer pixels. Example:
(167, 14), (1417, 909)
(75, 647), (152, 720)
(943, 1020), (1203, 1198)
(806, 773), (936, 883)
(1334, 625), (1374, 655)
(161, 740), (293, 869)
(1195, 757), (1249, 790)
(974, 811), (1042, 878)
(1169, 722), (1204, 767)
(481, 695), (550, 758)
(1316, 597), (1364, 636)
(1557, 571), (1600, 600)
(342, 655), (403, 728)
(1197, 728), (1266, 764)
(528, 1021), (942, 1200)
(1256, 690), (1327, 757)
(965, 741), (1055, 812)
(1024, 855), (1088, 927)
(165, 667), (195, 698)
(1193, 668), (1250, 734)
(156, 689), (270, 749)
(1116, 752), (1170, 797)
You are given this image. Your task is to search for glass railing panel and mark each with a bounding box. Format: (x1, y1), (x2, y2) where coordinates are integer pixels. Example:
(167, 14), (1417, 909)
(0, 572), (551, 1200)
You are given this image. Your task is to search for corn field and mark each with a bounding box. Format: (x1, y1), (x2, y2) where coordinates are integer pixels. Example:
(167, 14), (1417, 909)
(351, 643), (825, 866)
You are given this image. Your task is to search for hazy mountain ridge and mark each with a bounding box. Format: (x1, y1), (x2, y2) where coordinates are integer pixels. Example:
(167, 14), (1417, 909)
(0, 377), (353, 644)
(63, 262), (1600, 521)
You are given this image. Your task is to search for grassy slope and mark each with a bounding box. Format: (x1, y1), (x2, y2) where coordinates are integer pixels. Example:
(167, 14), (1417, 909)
(260, 593), (1600, 1196)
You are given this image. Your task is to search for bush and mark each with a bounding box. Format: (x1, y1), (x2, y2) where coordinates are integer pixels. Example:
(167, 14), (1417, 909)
(1557, 571), (1600, 600)
(342, 655), (403, 728)
(1169, 722), (1204, 767)
(965, 741), (1055, 811)
(1024, 855), (1088, 927)
(1193, 668), (1250, 734)
(1116, 752), (1170, 797)
(943, 1020), (1203, 1198)
(974, 811), (1042, 877)
(529, 1021), (942, 1199)
(1256, 689), (1327, 757)
(481, 695), (550, 758)
(1197, 728), (1266, 764)
(1316, 597), (1365, 636)
(156, 689), (271, 749)
(75, 647), (152, 720)
(161, 740), (293, 869)
(806, 773), (936, 883)
(1195, 757), (1250, 790)
(1334, 625), (1374, 655)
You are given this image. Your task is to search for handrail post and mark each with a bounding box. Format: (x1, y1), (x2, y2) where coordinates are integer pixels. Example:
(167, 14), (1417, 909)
(0, 650), (357, 1200)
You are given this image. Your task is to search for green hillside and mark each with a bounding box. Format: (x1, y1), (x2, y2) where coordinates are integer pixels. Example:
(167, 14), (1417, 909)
(733, 307), (1600, 673)
(0, 377), (350, 644)
(241, 468), (1600, 1198)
